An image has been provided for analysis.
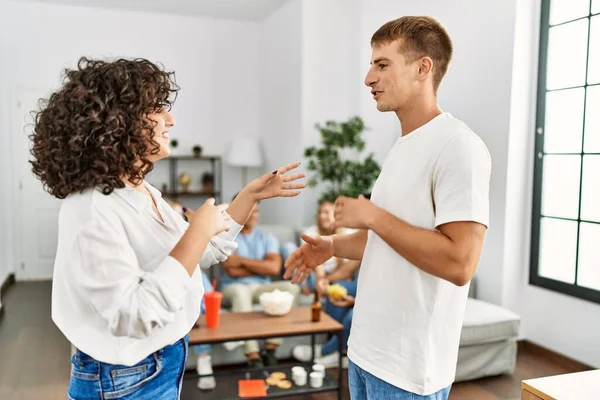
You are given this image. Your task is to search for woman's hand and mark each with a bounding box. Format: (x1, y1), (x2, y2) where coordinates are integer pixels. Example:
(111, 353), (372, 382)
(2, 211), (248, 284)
(184, 198), (230, 238)
(170, 198), (230, 277)
(227, 162), (306, 226)
(244, 162), (306, 201)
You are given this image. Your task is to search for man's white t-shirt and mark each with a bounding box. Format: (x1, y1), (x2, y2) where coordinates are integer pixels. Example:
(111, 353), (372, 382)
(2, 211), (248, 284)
(347, 112), (491, 395)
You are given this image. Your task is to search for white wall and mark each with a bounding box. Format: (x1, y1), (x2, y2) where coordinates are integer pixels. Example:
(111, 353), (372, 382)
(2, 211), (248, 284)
(0, 0), (14, 287)
(504, 0), (600, 368)
(0, 88), (11, 286)
(504, 0), (540, 322)
(258, 0), (303, 225)
(0, 1), (261, 272)
(259, 0), (365, 227)
(208, 19), (260, 205)
(300, 0), (362, 226)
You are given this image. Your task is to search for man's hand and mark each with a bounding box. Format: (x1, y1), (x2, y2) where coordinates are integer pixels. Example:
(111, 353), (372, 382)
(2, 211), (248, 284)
(334, 195), (379, 230)
(329, 295), (355, 308)
(283, 234), (334, 284)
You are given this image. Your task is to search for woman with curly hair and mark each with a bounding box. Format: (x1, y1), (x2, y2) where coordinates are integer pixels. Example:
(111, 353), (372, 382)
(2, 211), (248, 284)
(30, 57), (305, 400)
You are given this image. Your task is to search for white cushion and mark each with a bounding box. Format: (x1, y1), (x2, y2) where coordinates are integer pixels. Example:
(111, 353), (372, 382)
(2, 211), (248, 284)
(460, 298), (520, 346)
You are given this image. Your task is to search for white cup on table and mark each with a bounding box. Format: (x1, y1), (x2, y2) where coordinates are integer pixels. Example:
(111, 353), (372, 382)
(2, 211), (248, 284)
(312, 363), (325, 378)
(310, 371), (323, 388)
(293, 368), (307, 386)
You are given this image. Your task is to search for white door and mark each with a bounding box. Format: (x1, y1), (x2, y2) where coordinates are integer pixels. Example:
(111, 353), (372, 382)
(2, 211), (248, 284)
(14, 88), (61, 280)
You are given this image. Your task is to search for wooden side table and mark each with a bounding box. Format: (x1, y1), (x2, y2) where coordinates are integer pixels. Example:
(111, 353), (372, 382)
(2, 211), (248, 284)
(522, 369), (600, 399)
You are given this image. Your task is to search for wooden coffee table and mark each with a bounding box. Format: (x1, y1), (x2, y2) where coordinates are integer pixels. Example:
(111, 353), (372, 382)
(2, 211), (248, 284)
(521, 369), (600, 399)
(182, 307), (344, 400)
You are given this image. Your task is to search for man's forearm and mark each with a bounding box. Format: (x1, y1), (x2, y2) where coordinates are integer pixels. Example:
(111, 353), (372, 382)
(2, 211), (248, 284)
(227, 266), (253, 278)
(367, 209), (477, 286)
(331, 230), (368, 260)
(241, 257), (281, 276)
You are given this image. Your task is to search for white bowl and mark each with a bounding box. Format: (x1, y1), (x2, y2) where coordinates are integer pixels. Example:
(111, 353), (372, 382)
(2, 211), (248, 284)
(259, 289), (294, 316)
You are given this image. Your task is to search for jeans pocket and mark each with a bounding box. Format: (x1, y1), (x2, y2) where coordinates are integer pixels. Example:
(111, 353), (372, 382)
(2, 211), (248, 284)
(70, 352), (100, 381)
(103, 352), (162, 399)
(69, 352), (102, 399)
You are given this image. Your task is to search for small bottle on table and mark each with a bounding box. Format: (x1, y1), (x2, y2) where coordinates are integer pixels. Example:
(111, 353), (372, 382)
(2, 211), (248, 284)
(311, 290), (321, 322)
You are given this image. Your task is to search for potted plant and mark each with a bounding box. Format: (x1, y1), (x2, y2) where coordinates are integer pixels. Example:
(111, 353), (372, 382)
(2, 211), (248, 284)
(304, 116), (381, 203)
(170, 139), (179, 155)
(201, 172), (214, 193)
(192, 145), (203, 157)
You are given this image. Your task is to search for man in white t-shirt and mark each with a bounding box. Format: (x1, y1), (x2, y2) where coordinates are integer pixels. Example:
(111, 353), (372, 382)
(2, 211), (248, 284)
(284, 16), (491, 400)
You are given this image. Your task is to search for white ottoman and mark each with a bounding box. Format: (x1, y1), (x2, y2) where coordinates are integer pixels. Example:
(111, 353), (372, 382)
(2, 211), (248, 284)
(456, 298), (521, 382)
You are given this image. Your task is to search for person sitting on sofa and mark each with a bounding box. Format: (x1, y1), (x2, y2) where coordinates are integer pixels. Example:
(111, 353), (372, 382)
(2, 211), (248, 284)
(293, 193), (370, 367)
(219, 195), (300, 368)
(293, 258), (361, 368)
(300, 199), (353, 295)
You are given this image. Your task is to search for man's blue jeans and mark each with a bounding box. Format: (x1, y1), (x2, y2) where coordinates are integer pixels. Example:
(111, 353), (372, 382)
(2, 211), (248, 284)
(349, 359), (451, 400)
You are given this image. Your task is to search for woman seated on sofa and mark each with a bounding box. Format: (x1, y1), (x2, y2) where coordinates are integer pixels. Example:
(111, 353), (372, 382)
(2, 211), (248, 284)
(293, 258), (361, 368)
(300, 199), (354, 295)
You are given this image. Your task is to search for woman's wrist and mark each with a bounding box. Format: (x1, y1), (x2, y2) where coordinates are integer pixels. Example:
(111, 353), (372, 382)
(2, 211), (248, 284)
(187, 219), (213, 242)
(238, 187), (260, 203)
(228, 187), (259, 225)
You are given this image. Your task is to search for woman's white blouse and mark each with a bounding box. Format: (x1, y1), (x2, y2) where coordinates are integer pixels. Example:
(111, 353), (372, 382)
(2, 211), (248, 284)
(51, 182), (242, 366)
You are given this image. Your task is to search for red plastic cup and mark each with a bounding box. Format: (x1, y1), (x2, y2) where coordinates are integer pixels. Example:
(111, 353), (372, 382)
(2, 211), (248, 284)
(204, 291), (223, 329)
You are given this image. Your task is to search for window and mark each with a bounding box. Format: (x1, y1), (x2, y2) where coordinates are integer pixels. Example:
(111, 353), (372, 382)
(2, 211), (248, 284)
(531, 0), (600, 304)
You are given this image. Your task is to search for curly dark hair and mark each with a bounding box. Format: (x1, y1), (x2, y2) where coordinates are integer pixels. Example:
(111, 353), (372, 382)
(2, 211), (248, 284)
(30, 57), (179, 199)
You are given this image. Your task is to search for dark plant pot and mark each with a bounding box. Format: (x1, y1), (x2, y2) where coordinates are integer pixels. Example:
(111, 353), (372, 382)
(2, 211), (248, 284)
(202, 182), (214, 193)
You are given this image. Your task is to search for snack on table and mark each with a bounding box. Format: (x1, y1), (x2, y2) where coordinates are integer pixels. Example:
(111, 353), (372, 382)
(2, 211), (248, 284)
(266, 377), (280, 386)
(326, 283), (348, 300)
(259, 289), (294, 316)
(270, 372), (286, 381)
(276, 380), (293, 389)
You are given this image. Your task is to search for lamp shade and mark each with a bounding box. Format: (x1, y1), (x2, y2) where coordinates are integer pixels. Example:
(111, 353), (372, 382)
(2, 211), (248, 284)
(227, 138), (263, 167)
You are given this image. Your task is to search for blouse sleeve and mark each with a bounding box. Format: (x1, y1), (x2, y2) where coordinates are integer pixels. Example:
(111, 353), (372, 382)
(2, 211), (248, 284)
(70, 218), (194, 339)
(197, 212), (243, 269)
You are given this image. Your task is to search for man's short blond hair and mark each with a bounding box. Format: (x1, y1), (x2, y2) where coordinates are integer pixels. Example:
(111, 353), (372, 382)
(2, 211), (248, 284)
(371, 16), (453, 91)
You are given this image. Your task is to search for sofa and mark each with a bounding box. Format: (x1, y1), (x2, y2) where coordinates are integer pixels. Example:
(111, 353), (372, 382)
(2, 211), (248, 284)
(186, 224), (521, 383)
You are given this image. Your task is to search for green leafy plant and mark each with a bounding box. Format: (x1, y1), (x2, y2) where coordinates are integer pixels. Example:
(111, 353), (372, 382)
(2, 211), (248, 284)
(304, 116), (381, 203)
